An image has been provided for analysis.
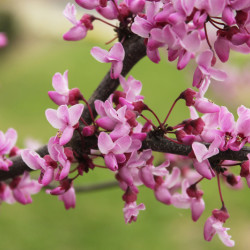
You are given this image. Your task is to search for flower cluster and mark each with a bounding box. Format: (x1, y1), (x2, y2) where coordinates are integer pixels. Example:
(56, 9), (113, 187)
(0, 0), (249, 248)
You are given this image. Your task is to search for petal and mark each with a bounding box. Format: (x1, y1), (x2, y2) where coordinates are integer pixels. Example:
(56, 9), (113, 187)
(63, 25), (87, 41)
(59, 126), (74, 145)
(108, 42), (125, 61)
(98, 132), (114, 154)
(21, 150), (43, 170)
(91, 47), (109, 63)
(214, 37), (230, 63)
(68, 104), (84, 126)
(52, 71), (69, 94)
(191, 198), (205, 221)
(193, 159), (214, 180)
(110, 61), (123, 79)
(104, 153), (118, 171)
(48, 91), (69, 105)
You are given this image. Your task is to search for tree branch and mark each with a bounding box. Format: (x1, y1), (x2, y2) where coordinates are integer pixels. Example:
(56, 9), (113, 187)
(0, 34), (146, 181)
(1, 33), (249, 183)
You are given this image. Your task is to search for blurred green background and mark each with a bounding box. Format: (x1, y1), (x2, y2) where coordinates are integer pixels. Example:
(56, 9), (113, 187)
(0, 1), (250, 249)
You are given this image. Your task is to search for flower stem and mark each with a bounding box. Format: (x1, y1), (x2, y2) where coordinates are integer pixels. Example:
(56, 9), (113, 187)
(162, 97), (180, 125)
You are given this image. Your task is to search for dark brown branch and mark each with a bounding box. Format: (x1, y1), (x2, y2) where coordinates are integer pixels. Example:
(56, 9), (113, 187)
(0, 34), (146, 181)
(1, 33), (249, 183)
(142, 133), (249, 162)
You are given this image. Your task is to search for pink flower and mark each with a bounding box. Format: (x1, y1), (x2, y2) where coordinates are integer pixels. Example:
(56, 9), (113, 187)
(123, 201), (145, 223)
(204, 210), (235, 247)
(124, 0), (145, 14)
(75, 0), (99, 10)
(48, 137), (71, 180)
(193, 50), (227, 87)
(0, 32), (8, 48)
(45, 104), (84, 145)
(171, 179), (205, 221)
(91, 42), (125, 79)
(48, 70), (69, 105)
(9, 172), (42, 205)
(21, 149), (57, 186)
(63, 3), (88, 41)
(0, 128), (17, 171)
(96, 0), (119, 20)
(192, 137), (221, 179)
(98, 132), (140, 171)
(58, 186), (76, 210)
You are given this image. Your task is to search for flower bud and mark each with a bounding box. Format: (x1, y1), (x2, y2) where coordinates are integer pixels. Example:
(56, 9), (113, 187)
(179, 88), (196, 106)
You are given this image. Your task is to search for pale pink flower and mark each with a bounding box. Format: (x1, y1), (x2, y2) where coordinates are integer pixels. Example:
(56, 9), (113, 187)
(204, 212), (235, 247)
(91, 42), (125, 79)
(63, 3), (88, 41)
(48, 70), (69, 105)
(10, 172), (42, 205)
(45, 104), (84, 145)
(21, 149), (56, 186)
(123, 201), (145, 223)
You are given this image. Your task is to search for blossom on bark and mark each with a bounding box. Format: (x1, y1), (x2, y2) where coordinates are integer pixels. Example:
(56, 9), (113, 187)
(45, 104), (84, 145)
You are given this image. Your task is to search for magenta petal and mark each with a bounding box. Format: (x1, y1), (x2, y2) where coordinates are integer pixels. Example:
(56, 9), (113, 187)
(59, 160), (71, 180)
(193, 159), (213, 180)
(104, 153), (118, 171)
(116, 154), (126, 164)
(139, 166), (155, 189)
(191, 198), (205, 221)
(177, 50), (192, 70)
(48, 91), (69, 105)
(42, 167), (54, 186)
(96, 117), (116, 130)
(154, 186), (172, 205)
(98, 132), (114, 154)
(131, 16), (152, 38)
(59, 126), (74, 145)
(214, 37), (230, 63)
(58, 187), (76, 209)
(13, 189), (31, 204)
(204, 216), (216, 241)
(147, 48), (161, 63)
(63, 25), (87, 41)
(75, 0), (99, 9)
